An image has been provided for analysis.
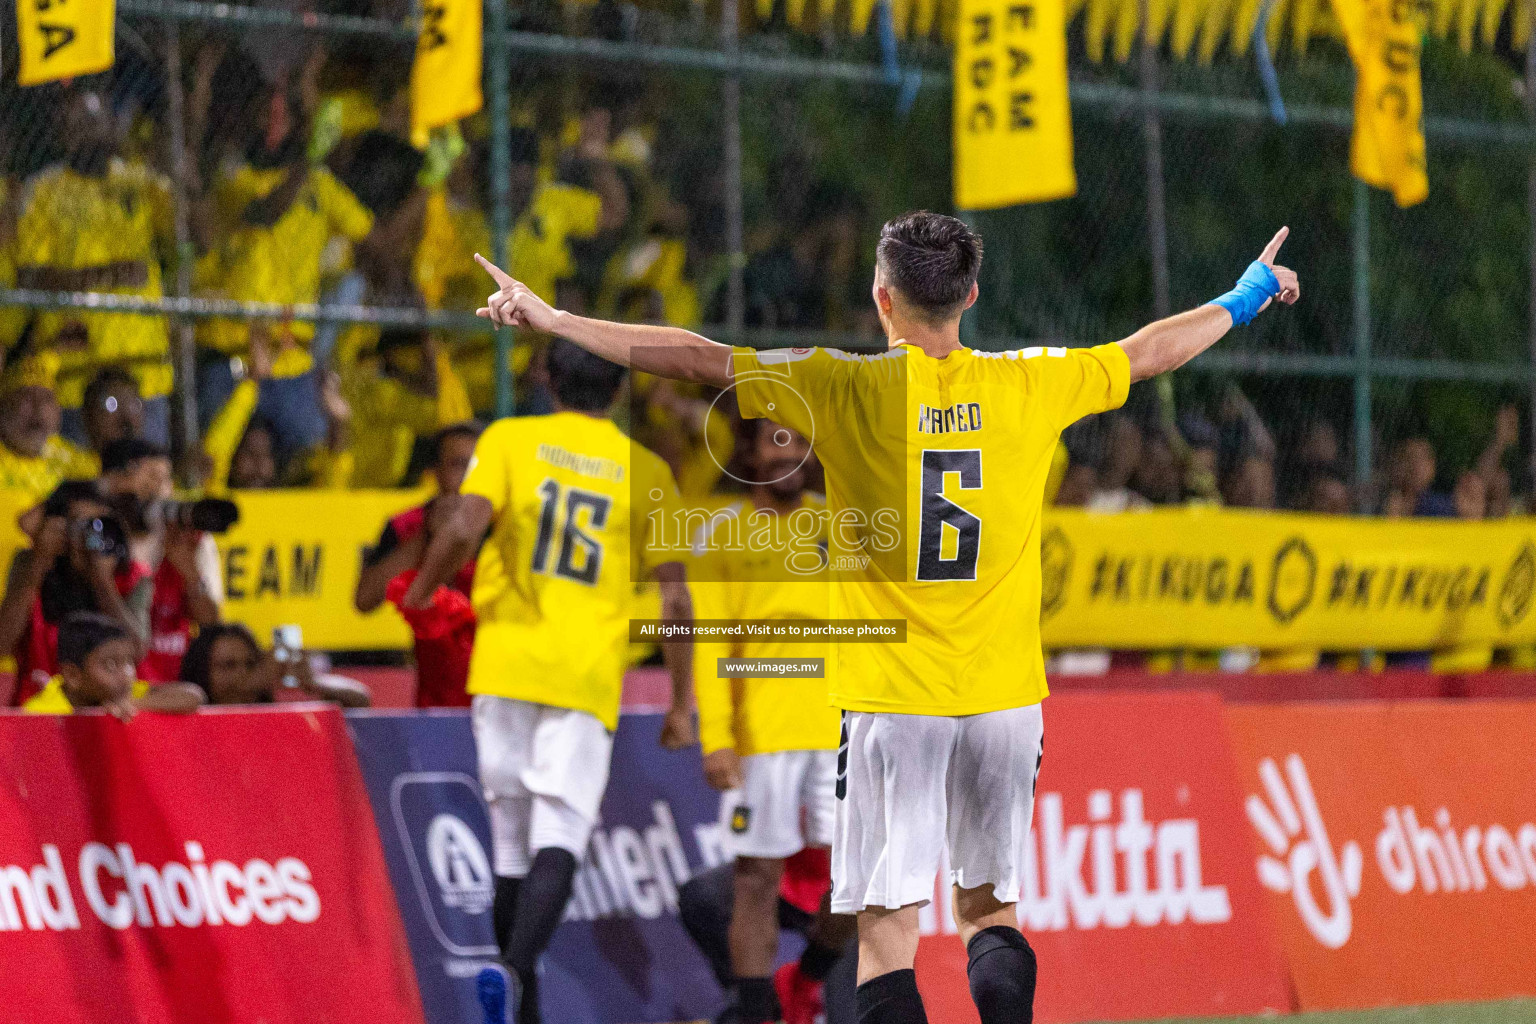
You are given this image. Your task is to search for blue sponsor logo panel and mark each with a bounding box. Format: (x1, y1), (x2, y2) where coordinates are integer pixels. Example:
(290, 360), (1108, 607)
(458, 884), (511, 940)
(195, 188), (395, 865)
(348, 710), (727, 1024)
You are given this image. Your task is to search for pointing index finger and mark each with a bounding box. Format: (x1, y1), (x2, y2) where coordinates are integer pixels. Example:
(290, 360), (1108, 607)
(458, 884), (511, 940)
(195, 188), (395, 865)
(1259, 226), (1289, 265)
(474, 252), (516, 288)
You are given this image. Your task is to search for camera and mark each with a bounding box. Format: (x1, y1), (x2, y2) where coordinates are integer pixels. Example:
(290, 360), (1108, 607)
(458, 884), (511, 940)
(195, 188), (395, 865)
(70, 516), (129, 561)
(113, 496), (241, 535)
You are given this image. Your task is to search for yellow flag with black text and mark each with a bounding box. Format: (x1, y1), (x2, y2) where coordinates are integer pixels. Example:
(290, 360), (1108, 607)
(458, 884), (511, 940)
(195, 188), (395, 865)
(953, 0), (1076, 209)
(16, 0), (116, 86)
(410, 0), (483, 141)
(1333, 0), (1429, 207)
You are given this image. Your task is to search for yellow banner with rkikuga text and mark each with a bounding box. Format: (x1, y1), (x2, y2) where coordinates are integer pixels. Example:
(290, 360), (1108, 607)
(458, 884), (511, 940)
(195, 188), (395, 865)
(1038, 508), (1536, 650)
(3, 494), (1535, 654)
(1333, 0), (1429, 207)
(16, 0), (116, 87)
(953, 0), (1076, 209)
(410, 0), (483, 141)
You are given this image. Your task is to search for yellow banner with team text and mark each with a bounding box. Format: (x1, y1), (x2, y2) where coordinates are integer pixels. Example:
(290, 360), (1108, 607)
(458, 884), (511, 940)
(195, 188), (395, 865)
(211, 490), (423, 650)
(410, 0), (483, 141)
(953, 0), (1076, 209)
(16, 0), (116, 87)
(1039, 508), (1536, 650)
(1334, 0), (1429, 207)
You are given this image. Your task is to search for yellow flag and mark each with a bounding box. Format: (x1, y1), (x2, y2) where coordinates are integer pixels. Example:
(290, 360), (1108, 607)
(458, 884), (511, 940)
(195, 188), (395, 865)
(16, 0), (115, 86)
(1333, 0), (1428, 207)
(410, 0), (483, 141)
(953, 0), (1076, 209)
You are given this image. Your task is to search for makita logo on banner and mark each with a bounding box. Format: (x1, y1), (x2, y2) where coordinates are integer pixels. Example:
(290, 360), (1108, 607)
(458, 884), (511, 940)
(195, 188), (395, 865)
(0, 842), (319, 933)
(919, 788), (1232, 937)
(1247, 753), (1536, 950)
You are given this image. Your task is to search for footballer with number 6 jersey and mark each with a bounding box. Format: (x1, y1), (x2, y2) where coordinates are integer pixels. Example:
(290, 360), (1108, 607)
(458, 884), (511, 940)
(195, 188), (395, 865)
(472, 212), (1299, 1024)
(403, 340), (697, 1024)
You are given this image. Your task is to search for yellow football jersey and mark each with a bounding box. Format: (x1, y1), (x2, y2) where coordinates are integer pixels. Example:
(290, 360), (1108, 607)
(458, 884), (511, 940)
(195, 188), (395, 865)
(15, 161), (175, 404)
(691, 494), (839, 757)
(731, 342), (1130, 717)
(462, 411), (683, 729)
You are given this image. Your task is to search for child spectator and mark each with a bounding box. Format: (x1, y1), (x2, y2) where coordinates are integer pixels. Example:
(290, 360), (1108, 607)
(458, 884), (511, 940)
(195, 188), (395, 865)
(14, 91), (175, 446)
(22, 611), (203, 718)
(355, 422), (482, 707)
(180, 622), (369, 707)
(0, 354), (98, 506)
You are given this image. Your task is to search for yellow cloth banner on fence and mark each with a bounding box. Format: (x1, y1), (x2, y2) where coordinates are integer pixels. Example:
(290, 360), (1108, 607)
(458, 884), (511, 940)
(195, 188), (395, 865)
(410, 0), (483, 141)
(16, 0), (116, 87)
(1039, 508), (1536, 650)
(953, 0), (1076, 209)
(1333, 0), (1429, 207)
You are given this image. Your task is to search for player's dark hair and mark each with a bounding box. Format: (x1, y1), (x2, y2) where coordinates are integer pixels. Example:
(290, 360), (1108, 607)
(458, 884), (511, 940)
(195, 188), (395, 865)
(181, 622), (262, 698)
(876, 211), (983, 323)
(57, 611), (131, 668)
(546, 339), (627, 413)
(100, 437), (167, 475)
(430, 421), (484, 464)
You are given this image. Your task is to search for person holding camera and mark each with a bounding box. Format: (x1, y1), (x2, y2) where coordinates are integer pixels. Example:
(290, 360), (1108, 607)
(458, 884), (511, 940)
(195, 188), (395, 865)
(179, 622), (369, 708)
(0, 481), (150, 706)
(98, 438), (230, 681)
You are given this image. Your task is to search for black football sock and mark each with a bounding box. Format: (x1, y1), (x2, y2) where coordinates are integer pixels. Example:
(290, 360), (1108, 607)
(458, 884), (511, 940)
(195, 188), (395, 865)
(503, 848), (578, 1024)
(734, 975), (781, 1024)
(966, 925), (1037, 1024)
(491, 875), (523, 960)
(799, 936), (843, 981)
(679, 863), (737, 988)
(855, 968), (928, 1024)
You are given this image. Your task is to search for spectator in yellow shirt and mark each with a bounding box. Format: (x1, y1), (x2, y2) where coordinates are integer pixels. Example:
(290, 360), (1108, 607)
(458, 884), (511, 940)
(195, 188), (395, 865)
(414, 128), (625, 413)
(23, 612), (203, 719)
(193, 91), (381, 454)
(14, 91), (175, 446)
(342, 328), (447, 488)
(0, 354), (98, 507)
(200, 332), (353, 493)
(76, 366), (147, 475)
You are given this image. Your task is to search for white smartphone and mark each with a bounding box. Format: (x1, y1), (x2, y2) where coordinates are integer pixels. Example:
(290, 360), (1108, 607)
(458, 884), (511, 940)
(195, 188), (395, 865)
(273, 624), (304, 685)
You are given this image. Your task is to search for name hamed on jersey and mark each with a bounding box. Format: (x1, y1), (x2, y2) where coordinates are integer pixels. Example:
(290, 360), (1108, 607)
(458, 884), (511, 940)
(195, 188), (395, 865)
(916, 401), (984, 435)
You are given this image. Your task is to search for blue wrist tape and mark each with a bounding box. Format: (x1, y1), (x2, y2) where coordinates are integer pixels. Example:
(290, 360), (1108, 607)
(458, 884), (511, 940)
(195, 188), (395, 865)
(1209, 260), (1280, 327)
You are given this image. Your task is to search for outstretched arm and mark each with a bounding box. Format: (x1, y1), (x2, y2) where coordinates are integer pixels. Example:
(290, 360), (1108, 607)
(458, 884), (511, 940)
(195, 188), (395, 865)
(1119, 227), (1299, 383)
(474, 254), (734, 387)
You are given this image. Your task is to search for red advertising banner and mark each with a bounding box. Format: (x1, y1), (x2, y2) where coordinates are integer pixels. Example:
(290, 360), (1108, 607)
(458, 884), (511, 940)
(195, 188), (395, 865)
(1225, 700), (1536, 1012)
(0, 705), (425, 1024)
(913, 691), (1291, 1023)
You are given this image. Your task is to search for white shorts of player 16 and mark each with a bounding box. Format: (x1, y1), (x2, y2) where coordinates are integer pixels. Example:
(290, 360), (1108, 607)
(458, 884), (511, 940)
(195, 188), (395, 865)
(832, 705), (1045, 915)
(473, 696), (615, 878)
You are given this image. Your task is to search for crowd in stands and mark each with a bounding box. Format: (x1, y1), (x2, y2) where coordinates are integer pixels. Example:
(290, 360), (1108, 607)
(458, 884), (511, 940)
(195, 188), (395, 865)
(0, 43), (1526, 520)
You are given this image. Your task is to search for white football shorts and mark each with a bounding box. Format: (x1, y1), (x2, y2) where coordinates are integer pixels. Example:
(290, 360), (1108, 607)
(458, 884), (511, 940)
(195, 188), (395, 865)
(831, 703), (1044, 914)
(719, 748), (838, 860)
(472, 695), (614, 877)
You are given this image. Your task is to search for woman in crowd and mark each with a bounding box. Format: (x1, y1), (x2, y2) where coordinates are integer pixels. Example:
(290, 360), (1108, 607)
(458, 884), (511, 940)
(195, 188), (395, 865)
(180, 622), (370, 707)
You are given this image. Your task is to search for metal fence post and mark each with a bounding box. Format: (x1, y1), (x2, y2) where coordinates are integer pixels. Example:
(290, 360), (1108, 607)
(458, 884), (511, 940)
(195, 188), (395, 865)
(721, 0), (746, 342)
(1527, 23), (1536, 487)
(1352, 177), (1372, 499)
(164, 21), (201, 479)
(488, 0), (515, 418)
